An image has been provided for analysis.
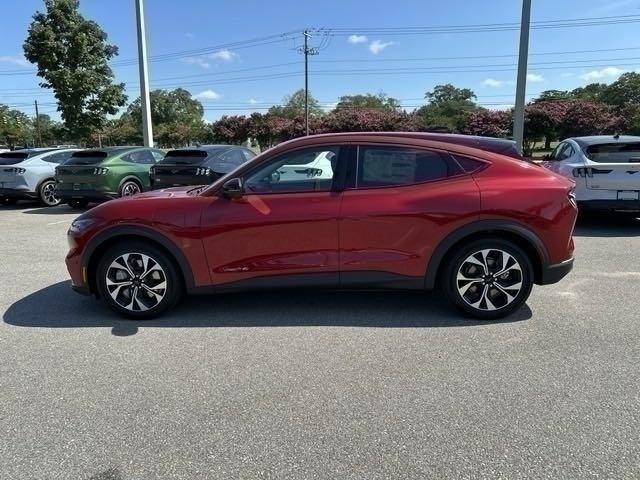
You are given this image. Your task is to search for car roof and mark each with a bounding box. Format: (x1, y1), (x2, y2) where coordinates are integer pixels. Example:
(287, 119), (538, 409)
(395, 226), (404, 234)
(569, 135), (640, 148)
(271, 132), (523, 159)
(71, 146), (143, 156)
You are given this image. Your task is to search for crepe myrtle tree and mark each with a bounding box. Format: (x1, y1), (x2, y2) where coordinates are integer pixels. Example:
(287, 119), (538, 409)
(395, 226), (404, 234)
(23, 0), (126, 141)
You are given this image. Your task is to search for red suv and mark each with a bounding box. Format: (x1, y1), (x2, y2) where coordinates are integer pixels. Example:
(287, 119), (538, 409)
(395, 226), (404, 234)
(66, 133), (577, 320)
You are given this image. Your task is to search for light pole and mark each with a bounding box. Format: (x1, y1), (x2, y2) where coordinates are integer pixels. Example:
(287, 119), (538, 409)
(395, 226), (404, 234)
(513, 0), (531, 155)
(135, 0), (153, 147)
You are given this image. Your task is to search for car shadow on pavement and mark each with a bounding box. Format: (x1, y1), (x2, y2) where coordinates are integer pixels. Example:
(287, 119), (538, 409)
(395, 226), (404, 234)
(22, 205), (91, 215)
(3, 281), (531, 336)
(573, 214), (640, 237)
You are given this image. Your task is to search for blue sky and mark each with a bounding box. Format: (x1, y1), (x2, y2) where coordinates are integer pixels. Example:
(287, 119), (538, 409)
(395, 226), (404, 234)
(1, 0), (640, 121)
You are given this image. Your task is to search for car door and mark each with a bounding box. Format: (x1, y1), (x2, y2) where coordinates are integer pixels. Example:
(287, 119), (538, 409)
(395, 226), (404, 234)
(200, 144), (346, 287)
(338, 144), (481, 285)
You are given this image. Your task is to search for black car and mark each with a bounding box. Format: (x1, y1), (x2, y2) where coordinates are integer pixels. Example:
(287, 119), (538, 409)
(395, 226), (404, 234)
(150, 145), (256, 189)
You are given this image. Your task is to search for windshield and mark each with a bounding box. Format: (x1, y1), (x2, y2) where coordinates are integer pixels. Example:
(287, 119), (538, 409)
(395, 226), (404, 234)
(585, 142), (640, 163)
(0, 152), (29, 165)
(159, 150), (209, 165)
(65, 151), (109, 165)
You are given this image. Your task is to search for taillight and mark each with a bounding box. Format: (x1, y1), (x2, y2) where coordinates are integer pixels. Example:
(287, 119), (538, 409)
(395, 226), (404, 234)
(572, 167), (593, 177)
(9, 167), (26, 174)
(93, 167), (109, 175)
(196, 167), (211, 176)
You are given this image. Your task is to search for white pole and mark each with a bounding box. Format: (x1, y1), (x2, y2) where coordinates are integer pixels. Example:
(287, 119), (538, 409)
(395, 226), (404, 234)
(135, 0), (153, 147)
(513, 0), (531, 155)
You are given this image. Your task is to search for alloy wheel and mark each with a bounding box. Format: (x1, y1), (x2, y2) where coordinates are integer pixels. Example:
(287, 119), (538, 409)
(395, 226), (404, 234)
(456, 248), (523, 311)
(106, 253), (167, 312)
(41, 181), (61, 206)
(122, 182), (141, 197)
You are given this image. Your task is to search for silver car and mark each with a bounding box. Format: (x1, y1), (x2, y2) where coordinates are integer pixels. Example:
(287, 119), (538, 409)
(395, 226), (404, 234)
(0, 148), (79, 206)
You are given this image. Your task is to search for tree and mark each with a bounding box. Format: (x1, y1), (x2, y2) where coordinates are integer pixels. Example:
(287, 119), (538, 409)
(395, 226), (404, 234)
(268, 89), (323, 118)
(210, 115), (250, 145)
(415, 84), (479, 132)
(461, 109), (512, 138)
(127, 89), (207, 147)
(535, 90), (572, 102)
(0, 106), (33, 147)
(570, 83), (608, 102)
(602, 72), (640, 106)
(557, 101), (623, 138)
(334, 93), (401, 112)
(23, 0), (126, 140)
(321, 109), (414, 133)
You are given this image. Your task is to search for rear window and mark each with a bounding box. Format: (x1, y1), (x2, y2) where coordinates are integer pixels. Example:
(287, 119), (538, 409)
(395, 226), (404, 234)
(159, 150), (208, 165)
(0, 152), (29, 165)
(585, 143), (640, 163)
(66, 151), (109, 165)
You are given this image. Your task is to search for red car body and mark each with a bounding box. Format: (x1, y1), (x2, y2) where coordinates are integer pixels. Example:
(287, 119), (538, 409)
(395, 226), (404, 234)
(66, 133), (576, 317)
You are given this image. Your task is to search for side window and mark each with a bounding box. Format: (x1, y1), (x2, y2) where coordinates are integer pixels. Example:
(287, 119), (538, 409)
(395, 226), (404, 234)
(43, 151), (75, 164)
(549, 143), (568, 161)
(242, 149), (256, 161)
(221, 149), (247, 167)
(357, 146), (460, 188)
(151, 150), (165, 162)
(244, 146), (340, 194)
(125, 150), (155, 164)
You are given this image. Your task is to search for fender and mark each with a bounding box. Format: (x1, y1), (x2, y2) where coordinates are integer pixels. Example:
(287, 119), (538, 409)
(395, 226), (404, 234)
(82, 224), (196, 290)
(424, 219), (550, 289)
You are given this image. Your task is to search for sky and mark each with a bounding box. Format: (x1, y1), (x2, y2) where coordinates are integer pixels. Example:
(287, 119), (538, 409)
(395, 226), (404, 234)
(1, 0), (640, 122)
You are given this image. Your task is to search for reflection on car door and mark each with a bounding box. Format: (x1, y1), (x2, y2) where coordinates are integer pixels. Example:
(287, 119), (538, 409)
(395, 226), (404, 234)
(200, 145), (345, 287)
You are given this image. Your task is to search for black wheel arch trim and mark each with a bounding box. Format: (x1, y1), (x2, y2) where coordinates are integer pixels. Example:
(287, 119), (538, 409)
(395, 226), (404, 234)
(424, 219), (550, 289)
(82, 225), (196, 292)
(118, 175), (145, 193)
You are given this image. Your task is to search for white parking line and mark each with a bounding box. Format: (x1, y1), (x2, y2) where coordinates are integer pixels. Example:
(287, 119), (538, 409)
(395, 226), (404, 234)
(47, 220), (69, 226)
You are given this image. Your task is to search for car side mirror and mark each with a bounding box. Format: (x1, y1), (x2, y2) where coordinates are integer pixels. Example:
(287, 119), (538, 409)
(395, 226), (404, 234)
(222, 177), (244, 198)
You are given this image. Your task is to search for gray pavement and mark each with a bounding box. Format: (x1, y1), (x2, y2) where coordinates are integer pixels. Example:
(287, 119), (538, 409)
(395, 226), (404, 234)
(0, 202), (639, 479)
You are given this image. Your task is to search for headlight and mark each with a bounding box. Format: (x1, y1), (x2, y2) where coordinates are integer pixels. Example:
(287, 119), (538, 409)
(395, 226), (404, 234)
(68, 217), (99, 236)
(93, 167), (109, 175)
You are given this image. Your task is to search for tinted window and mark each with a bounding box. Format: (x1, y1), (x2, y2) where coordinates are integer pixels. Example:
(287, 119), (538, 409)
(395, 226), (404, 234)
(357, 146), (460, 188)
(42, 150), (76, 164)
(549, 143), (572, 161)
(160, 149), (208, 165)
(64, 151), (109, 165)
(242, 149), (256, 161)
(451, 154), (486, 173)
(0, 152), (29, 165)
(212, 149), (248, 173)
(586, 142), (640, 163)
(245, 146), (340, 194)
(151, 150), (165, 162)
(125, 150), (155, 164)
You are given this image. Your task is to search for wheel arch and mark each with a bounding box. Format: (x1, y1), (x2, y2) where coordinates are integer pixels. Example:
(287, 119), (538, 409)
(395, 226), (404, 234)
(118, 175), (144, 194)
(425, 220), (549, 289)
(83, 226), (195, 296)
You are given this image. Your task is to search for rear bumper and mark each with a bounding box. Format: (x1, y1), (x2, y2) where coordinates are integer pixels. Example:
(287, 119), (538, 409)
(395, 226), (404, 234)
(57, 189), (118, 202)
(579, 200), (640, 212)
(540, 257), (574, 285)
(0, 187), (38, 199)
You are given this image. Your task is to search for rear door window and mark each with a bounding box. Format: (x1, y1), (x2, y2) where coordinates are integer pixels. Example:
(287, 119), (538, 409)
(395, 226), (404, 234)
(586, 142), (640, 163)
(356, 146), (461, 188)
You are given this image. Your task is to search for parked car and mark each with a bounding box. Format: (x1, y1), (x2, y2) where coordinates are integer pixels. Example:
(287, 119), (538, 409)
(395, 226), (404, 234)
(0, 148), (78, 206)
(0, 145), (10, 154)
(541, 135), (640, 215)
(65, 132), (577, 320)
(150, 145), (255, 189)
(55, 146), (165, 208)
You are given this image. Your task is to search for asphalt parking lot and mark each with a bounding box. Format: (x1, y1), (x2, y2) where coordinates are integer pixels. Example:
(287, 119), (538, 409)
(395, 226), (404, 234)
(1, 203), (639, 479)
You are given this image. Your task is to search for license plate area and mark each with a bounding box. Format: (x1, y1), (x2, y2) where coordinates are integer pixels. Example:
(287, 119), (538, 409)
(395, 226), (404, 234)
(617, 190), (639, 201)
(73, 183), (81, 191)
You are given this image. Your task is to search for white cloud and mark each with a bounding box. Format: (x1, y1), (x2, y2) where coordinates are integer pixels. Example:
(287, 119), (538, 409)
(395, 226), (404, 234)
(195, 89), (222, 100)
(182, 57), (210, 69)
(348, 34), (368, 44)
(248, 98), (259, 104)
(560, 72), (574, 78)
(369, 40), (396, 55)
(527, 73), (545, 83)
(209, 49), (238, 62)
(580, 66), (626, 81)
(0, 55), (30, 67)
(482, 78), (505, 88)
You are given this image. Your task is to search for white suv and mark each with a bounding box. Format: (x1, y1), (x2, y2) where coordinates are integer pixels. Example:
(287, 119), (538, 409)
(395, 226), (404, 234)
(541, 135), (640, 215)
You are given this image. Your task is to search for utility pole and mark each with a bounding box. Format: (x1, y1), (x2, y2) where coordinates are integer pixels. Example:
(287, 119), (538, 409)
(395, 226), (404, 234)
(300, 29), (319, 136)
(135, 0), (154, 147)
(513, 0), (532, 155)
(34, 100), (42, 147)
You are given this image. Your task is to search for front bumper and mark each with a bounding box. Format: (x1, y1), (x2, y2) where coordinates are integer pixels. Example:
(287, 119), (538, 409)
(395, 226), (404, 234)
(540, 257), (574, 285)
(578, 200), (640, 213)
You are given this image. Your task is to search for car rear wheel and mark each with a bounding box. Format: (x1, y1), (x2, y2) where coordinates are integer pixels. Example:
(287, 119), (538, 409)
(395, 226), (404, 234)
(444, 239), (533, 320)
(96, 242), (183, 319)
(119, 180), (142, 197)
(39, 180), (61, 207)
(68, 199), (89, 209)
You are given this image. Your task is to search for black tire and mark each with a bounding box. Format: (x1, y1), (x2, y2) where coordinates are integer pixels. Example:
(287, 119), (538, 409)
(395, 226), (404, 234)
(96, 241), (183, 320)
(39, 179), (62, 207)
(443, 238), (534, 320)
(68, 199), (89, 209)
(119, 179), (142, 198)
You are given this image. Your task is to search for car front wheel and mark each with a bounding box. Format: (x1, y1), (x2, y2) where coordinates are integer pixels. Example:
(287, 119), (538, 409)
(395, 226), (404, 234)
(96, 242), (183, 319)
(444, 239), (533, 320)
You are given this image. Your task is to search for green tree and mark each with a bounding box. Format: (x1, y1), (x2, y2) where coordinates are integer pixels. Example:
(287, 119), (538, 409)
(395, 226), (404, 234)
(334, 92), (401, 112)
(23, 0), (126, 141)
(570, 83), (608, 102)
(268, 89), (323, 118)
(0, 106), (33, 147)
(414, 84), (479, 132)
(127, 89), (207, 147)
(602, 72), (640, 106)
(535, 90), (572, 102)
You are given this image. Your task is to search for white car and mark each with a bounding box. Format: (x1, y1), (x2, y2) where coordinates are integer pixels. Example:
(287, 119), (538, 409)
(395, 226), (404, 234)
(0, 148), (79, 206)
(541, 135), (640, 215)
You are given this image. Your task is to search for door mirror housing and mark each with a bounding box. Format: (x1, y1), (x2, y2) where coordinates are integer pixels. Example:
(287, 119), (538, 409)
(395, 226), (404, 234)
(222, 177), (244, 198)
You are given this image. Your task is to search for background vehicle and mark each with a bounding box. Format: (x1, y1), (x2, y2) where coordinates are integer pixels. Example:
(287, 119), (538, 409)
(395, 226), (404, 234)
(0, 145), (10, 154)
(150, 145), (255, 189)
(55, 146), (165, 208)
(542, 135), (640, 215)
(0, 148), (78, 206)
(66, 133), (577, 321)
